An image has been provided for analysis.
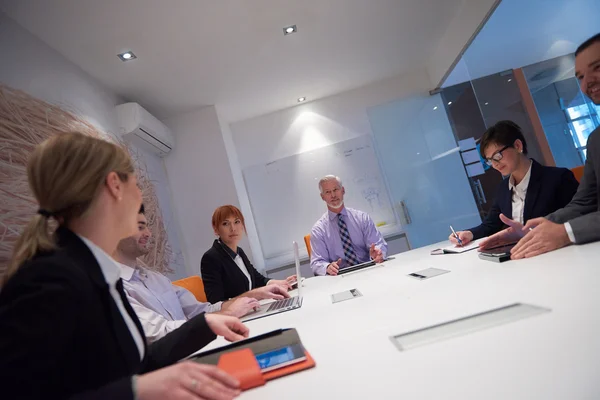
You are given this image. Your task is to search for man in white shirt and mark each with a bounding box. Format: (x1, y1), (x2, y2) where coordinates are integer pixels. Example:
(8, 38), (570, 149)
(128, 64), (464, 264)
(115, 205), (289, 342)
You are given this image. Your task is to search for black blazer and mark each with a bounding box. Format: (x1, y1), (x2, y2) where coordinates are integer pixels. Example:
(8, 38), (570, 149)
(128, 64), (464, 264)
(201, 240), (269, 303)
(0, 227), (216, 400)
(469, 159), (579, 239)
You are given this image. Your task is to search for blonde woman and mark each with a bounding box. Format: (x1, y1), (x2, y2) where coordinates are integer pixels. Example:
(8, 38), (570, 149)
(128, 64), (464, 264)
(0, 132), (246, 400)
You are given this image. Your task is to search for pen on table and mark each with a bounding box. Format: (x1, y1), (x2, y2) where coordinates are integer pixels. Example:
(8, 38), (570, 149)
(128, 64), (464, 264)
(450, 225), (463, 246)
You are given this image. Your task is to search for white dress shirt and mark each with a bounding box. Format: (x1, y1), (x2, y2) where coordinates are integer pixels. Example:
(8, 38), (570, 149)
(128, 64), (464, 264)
(564, 222), (577, 243)
(508, 161), (533, 224)
(233, 255), (252, 291)
(78, 236), (145, 359)
(218, 240), (252, 291)
(118, 262), (222, 343)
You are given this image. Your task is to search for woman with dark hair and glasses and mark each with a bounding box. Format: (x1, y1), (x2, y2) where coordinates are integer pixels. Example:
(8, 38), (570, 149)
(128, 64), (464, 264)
(449, 120), (579, 246)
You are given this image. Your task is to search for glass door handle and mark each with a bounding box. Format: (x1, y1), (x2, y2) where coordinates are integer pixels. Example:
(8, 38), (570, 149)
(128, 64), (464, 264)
(399, 201), (412, 225)
(473, 179), (487, 205)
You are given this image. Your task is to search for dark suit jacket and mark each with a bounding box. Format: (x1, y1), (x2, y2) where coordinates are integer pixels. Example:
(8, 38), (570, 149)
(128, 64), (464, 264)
(201, 240), (269, 303)
(547, 127), (600, 243)
(469, 159), (579, 240)
(0, 227), (216, 400)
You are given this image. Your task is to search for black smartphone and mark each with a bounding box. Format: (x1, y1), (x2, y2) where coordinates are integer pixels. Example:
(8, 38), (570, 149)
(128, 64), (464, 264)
(478, 244), (516, 263)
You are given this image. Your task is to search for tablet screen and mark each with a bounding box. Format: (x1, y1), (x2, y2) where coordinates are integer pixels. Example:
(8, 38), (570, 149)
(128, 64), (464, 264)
(255, 344), (306, 372)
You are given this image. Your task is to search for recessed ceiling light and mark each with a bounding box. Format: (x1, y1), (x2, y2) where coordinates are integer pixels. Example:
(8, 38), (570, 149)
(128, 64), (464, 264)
(484, 102), (489, 106)
(118, 51), (137, 61)
(447, 101), (452, 105)
(283, 25), (297, 35)
(297, 97), (306, 102)
(433, 106), (438, 110)
(507, 78), (512, 82)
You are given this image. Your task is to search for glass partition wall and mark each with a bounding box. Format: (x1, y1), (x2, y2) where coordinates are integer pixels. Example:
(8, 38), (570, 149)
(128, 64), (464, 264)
(436, 0), (600, 234)
(367, 0), (599, 250)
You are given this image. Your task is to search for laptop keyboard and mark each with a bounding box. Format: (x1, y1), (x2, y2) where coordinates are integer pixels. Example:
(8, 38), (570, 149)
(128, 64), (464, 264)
(266, 297), (296, 312)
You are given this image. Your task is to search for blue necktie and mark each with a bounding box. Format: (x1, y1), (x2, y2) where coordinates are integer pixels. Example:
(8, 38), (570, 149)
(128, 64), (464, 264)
(338, 213), (360, 266)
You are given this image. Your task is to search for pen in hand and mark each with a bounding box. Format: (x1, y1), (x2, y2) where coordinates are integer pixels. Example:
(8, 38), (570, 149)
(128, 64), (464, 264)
(450, 225), (463, 246)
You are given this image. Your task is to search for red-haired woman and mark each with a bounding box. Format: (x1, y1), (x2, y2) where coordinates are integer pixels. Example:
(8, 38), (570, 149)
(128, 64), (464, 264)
(201, 205), (296, 303)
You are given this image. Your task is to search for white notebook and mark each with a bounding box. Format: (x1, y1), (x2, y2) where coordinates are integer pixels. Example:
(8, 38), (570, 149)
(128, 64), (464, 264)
(442, 238), (485, 254)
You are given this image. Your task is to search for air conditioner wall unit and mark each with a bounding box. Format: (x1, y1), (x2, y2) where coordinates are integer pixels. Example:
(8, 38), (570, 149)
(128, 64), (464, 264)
(116, 102), (174, 157)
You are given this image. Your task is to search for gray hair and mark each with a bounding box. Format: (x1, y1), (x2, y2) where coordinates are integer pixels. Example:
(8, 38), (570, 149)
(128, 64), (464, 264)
(318, 175), (343, 193)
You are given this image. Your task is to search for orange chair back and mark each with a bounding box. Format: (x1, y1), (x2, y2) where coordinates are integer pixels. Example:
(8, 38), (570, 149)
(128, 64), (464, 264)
(304, 234), (312, 258)
(172, 276), (207, 303)
(571, 165), (585, 183)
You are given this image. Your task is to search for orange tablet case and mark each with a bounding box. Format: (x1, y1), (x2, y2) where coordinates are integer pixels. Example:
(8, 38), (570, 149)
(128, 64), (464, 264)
(216, 347), (316, 390)
(217, 348), (266, 390)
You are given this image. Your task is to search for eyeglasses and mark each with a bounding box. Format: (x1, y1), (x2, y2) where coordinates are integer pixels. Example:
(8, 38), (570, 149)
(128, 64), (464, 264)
(484, 145), (511, 166)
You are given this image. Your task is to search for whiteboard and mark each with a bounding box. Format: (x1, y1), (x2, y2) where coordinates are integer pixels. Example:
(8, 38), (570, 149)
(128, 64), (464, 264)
(243, 135), (400, 267)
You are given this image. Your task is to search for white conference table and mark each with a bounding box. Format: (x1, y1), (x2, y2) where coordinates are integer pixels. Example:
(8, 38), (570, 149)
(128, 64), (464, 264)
(203, 241), (600, 399)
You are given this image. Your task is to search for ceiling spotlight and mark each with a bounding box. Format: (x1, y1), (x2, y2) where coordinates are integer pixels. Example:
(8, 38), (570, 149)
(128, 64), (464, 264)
(297, 97), (306, 102)
(507, 78), (512, 82)
(433, 106), (438, 110)
(118, 51), (137, 61)
(447, 101), (452, 105)
(283, 25), (297, 35)
(484, 102), (489, 106)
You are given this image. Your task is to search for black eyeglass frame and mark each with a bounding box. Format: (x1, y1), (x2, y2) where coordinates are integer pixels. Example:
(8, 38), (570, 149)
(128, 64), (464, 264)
(484, 145), (512, 166)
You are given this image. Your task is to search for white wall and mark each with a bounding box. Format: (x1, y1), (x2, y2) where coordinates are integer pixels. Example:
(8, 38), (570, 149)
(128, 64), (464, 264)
(231, 69), (433, 169)
(229, 69), (431, 270)
(0, 12), (185, 277)
(0, 12), (122, 137)
(163, 106), (253, 277)
(133, 147), (186, 278)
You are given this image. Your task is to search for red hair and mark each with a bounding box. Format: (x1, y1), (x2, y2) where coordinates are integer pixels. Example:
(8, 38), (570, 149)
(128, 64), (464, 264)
(211, 205), (246, 231)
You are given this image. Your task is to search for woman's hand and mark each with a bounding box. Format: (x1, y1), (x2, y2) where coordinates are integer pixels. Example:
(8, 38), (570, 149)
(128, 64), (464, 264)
(448, 230), (473, 246)
(205, 314), (249, 342)
(267, 275), (296, 290)
(136, 361), (241, 400)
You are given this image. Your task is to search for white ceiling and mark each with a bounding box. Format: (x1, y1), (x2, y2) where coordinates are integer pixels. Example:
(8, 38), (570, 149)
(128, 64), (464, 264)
(443, 0), (600, 88)
(0, 0), (463, 122)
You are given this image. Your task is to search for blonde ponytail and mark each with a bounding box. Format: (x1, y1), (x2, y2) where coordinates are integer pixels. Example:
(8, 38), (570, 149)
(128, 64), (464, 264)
(4, 214), (54, 284)
(4, 132), (134, 285)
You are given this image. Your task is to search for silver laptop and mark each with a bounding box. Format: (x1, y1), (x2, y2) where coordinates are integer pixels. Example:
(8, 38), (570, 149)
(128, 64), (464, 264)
(240, 241), (303, 322)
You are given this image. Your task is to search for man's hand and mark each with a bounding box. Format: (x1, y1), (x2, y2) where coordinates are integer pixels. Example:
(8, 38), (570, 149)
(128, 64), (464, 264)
(205, 314), (249, 342)
(479, 214), (532, 250)
(369, 244), (384, 263)
(220, 297), (260, 318)
(247, 285), (290, 301)
(510, 218), (571, 259)
(326, 258), (342, 276)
